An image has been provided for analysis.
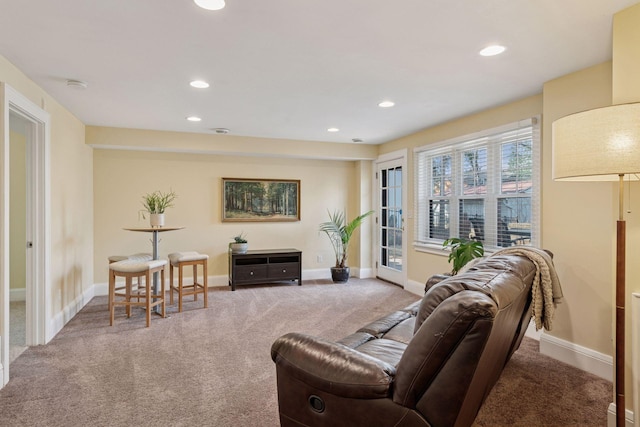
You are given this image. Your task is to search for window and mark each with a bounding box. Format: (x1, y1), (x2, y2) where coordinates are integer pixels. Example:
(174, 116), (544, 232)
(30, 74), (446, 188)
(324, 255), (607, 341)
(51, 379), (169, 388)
(414, 118), (540, 250)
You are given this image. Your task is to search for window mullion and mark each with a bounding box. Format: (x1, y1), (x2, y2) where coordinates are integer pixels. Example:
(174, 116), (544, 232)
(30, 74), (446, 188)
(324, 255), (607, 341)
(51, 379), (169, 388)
(485, 141), (499, 247)
(414, 118), (537, 249)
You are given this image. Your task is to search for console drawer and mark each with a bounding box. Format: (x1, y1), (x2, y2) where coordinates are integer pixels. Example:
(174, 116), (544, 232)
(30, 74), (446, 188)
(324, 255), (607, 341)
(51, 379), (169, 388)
(235, 265), (268, 281)
(268, 263), (299, 279)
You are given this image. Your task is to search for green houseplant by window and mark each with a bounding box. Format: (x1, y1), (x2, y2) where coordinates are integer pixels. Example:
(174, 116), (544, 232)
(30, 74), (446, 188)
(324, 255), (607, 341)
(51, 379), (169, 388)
(442, 237), (484, 275)
(141, 190), (177, 228)
(319, 209), (373, 283)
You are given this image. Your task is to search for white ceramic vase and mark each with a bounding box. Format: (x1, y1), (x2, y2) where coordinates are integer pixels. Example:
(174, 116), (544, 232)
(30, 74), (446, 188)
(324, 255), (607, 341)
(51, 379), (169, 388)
(230, 242), (248, 254)
(150, 213), (165, 228)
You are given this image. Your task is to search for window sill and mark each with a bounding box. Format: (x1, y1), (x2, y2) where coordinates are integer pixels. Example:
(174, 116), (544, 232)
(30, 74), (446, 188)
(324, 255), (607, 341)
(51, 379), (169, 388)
(413, 242), (498, 256)
(413, 243), (448, 257)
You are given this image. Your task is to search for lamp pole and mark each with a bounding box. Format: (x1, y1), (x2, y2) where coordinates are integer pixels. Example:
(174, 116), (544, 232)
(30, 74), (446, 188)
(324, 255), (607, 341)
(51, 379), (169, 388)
(615, 174), (625, 427)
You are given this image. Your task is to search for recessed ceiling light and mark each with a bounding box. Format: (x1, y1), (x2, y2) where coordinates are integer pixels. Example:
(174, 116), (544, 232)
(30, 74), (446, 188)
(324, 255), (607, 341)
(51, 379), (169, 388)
(186, 116), (202, 122)
(479, 45), (506, 57)
(194, 0), (225, 10)
(190, 80), (210, 89)
(378, 101), (395, 108)
(327, 127), (339, 132)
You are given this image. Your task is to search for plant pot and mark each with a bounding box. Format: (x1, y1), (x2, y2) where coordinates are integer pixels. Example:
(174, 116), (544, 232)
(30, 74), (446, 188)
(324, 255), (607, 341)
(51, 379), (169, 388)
(150, 213), (165, 228)
(330, 266), (350, 283)
(230, 242), (248, 254)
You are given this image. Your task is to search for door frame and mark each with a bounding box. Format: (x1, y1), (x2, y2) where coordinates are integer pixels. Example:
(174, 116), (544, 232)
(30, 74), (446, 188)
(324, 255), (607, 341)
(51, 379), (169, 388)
(374, 149), (408, 287)
(0, 83), (51, 387)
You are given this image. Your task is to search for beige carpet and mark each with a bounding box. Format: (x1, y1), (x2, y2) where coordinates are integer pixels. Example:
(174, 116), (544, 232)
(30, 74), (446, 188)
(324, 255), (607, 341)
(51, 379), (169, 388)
(9, 301), (27, 363)
(0, 278), (612, 426)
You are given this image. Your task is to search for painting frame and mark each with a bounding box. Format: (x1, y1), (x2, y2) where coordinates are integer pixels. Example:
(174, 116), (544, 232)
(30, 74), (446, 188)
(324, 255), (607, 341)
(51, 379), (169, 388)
(222, 178), (301, 222)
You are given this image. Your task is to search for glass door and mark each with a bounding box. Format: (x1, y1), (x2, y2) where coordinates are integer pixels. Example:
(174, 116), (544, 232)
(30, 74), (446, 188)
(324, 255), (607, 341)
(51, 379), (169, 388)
(377, 158), (405, 285)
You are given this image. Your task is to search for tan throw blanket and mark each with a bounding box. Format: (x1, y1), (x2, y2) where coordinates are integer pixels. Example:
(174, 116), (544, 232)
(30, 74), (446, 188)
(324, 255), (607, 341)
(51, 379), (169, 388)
(493, 247), (563, 331)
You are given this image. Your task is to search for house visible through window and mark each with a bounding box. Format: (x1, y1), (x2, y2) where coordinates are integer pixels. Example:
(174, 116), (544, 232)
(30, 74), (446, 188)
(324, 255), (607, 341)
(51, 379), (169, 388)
(414, 118), (540, 250)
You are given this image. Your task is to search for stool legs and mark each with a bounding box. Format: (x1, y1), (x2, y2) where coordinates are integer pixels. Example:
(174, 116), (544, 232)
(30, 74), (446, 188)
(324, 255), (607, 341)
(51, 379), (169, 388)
(169, 259), (207, 312)
(109, 269), (116, 326)
(109, 263), (166, 327)
(145, 270), (151, 327)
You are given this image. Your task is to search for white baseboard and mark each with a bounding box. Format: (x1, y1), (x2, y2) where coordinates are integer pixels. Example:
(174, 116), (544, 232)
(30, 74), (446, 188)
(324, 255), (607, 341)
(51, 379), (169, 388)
(353, 267), (374, 279)
(93, 274), (232, 296)
(302, 268), (331, 281)
(9, 288), (25, 302)
(539, 332), (612, 381)
(524, 320), (543, 340)
(50, 285), (96, 341)
(405, 279), (424, 296)
(93, 268), (373, 295)
(607, 403), (635, 427)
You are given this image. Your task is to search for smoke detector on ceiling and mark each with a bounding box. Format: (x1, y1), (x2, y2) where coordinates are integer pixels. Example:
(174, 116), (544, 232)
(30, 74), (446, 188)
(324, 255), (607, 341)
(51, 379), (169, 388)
(66, 79), (88, 90)
(212, 128), (230, 134)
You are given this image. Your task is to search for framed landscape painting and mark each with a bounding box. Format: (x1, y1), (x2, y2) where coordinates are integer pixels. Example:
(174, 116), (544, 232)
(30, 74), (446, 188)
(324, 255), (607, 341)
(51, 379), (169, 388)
(222, 178), (300, 222)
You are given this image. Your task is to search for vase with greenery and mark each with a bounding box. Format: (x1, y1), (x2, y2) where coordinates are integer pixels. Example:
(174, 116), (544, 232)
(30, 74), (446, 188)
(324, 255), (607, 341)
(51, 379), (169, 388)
(319, 209), (374, 283)
(230, 232), (248, 254)
(140, 190), (177, 228)
(442, 237), (484, 275)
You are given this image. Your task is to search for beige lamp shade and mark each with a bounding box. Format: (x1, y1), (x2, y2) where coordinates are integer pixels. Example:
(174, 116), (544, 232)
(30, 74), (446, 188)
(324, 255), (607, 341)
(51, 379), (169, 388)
(552, 102), (640, 181)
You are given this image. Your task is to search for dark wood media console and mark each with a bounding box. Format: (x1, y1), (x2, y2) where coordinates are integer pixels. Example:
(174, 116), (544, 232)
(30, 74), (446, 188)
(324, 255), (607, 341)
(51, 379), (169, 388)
(228, 248), (302, 291)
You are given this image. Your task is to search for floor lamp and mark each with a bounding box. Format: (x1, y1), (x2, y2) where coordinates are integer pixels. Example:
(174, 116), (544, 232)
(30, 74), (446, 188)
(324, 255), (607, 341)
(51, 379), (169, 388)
(552, 102), (640, 427)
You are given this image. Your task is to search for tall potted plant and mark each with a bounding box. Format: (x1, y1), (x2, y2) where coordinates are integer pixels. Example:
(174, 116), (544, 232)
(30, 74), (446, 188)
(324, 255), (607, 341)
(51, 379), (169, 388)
(319, 209), (374, 283)
(141, 190), (177, 228)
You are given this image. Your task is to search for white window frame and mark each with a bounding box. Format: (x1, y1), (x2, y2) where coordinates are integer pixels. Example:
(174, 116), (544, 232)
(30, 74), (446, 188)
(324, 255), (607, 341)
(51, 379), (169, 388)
(413, 117), (540, 253)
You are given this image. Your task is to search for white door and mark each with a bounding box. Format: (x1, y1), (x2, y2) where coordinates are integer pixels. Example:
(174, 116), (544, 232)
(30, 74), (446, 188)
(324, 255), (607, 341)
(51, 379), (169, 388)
(1, 84), (50, 388)
(376, 155), (406, 285)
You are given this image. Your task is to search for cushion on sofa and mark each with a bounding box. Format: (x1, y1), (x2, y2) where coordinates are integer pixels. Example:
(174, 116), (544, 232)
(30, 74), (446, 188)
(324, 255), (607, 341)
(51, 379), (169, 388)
(381, 317), (415, 345)
(357, 310), (412, 338)
(356, 338), (408, 366)
(337, 331), (376, 348)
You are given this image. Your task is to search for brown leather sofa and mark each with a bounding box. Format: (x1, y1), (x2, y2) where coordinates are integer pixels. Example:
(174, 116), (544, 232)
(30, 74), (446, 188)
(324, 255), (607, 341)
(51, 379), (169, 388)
(271, 252), (552, 427)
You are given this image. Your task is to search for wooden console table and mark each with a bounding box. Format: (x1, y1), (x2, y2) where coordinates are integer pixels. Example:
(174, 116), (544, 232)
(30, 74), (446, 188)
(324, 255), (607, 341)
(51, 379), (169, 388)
(228, 249), (302, 291)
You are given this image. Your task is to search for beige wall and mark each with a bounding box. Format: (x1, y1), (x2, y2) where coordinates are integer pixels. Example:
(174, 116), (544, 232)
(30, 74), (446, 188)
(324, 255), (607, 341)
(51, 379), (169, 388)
(379, 95), (543, 283)
(542, 62), (616, 354)
(86, 126), (378, 161)
(92, 145), (363, 284)
(613, 3), (640, 104)
(613, 2), (640, 411)
(375, 6), (640, 408)
(0, 53), (93, 320)
(9, 130), (26, 292)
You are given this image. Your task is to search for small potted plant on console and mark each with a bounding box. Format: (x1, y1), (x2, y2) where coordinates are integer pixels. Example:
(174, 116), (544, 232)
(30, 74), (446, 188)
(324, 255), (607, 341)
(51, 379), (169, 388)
(230, 232), (248, 254)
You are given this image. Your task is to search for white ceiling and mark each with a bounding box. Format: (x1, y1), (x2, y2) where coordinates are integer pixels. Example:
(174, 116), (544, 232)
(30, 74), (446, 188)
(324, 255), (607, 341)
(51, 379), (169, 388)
(0, 0), (637, 145)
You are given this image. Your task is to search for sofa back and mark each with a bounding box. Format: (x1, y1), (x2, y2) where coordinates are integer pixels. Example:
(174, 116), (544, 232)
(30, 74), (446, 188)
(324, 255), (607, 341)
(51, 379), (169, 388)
(393, 254), (536, 427)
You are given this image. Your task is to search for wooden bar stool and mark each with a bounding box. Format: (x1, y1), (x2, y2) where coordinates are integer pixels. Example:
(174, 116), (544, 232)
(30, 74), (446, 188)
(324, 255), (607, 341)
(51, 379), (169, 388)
(168, 252), (209, 312)
(107, 253), (152, 310)
(109, 259), (167, 327)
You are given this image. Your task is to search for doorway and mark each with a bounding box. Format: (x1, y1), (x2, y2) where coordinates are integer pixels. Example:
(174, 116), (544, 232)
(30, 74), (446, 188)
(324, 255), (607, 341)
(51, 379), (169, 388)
(0, 83), (51, 387)
(375, 151), (407, 286)
(9, 112), (27, 363)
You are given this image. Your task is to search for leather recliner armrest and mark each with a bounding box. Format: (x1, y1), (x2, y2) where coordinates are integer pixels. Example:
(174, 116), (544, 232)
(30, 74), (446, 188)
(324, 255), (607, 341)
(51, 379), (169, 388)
(271, 332), (396, 399)
(424, 274), (451, 294)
